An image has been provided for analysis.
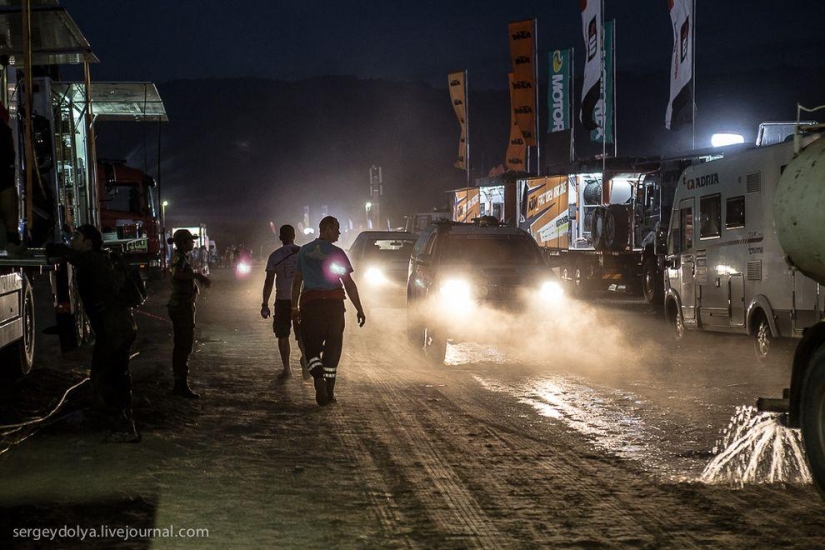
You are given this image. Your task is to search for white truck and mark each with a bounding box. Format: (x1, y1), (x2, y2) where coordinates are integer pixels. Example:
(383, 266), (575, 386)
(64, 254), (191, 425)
(663, 128), (824, 362)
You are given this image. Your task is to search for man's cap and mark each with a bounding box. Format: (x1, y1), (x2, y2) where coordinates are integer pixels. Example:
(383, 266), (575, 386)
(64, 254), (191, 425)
(76, 224), (103, 250)
(171, 229), (199, 243)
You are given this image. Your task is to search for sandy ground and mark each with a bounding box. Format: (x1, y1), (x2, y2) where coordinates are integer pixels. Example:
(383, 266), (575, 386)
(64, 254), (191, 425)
(1, 266), (824, 549)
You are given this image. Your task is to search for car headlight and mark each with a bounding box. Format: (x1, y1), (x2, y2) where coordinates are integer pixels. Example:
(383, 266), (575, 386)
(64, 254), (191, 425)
(438, 278), (474, 310)
(539, 280), (564, 302)
(364, 266), (387, 285)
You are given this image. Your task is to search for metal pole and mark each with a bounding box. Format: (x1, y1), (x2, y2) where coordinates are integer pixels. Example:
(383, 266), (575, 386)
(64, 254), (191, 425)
(601, 0), (606, 177)
(83, 61), (99, 227)
(570, 47), (575, 163)
(692, 0), (696, 150)
(157, 115), (166, 272)
(612, 20), (617, 158)
(533, 19), (540, 176)
(22, 0), (33, 232)
(464, 70), (470, 186)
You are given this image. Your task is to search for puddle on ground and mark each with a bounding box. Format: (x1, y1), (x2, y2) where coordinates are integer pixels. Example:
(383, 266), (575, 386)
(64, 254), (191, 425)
(456, 342), (811, 487)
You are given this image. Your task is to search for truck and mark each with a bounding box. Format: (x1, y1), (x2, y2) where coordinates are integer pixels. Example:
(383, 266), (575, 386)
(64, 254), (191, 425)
(754, 118), (825, 498)
(514, 157), (695, 303)
(663, 126), (824, 362)
(98, 159), (163, 280)
(0, 4), (167, 376)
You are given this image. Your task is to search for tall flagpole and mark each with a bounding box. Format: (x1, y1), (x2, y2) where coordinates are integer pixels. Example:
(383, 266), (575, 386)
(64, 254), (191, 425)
(570, 47), (575, 163)
(601, 0), (606, 178)
(534, 18), (541, 176)
(691, 0), (696, 150)
(612, 19), (617, 158)
(465, 69), (470, 186)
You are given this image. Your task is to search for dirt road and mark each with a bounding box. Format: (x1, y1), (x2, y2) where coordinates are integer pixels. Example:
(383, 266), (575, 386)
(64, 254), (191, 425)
(1, 266), (823, 549)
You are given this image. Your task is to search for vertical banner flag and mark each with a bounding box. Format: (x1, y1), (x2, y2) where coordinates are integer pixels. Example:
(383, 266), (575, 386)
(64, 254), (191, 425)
(666, 0), (693, 129)
(591, 19), (614, 143)
(448, 71), (467, 169)
(508, 20), (537, 147)
(579, 0), (602, 131)
(506, 73), (527, 172)
(548, 49), (571, 133)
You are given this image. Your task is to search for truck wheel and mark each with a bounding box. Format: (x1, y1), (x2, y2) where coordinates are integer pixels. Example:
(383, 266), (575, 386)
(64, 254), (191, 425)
(666, 299), (686, 341)
(0, 274), (35, 377)
(425, 327), (448, 365)
(642, 257), (663, 305)
(560, 264), (574, 294)
(753, 312), (773, 363)
(800, 347), (825, 498)
(591, 207), (606, 250)
(406, 310), (425, 351)
(571, 262), (589, 299)
(605, 205), (629, 251)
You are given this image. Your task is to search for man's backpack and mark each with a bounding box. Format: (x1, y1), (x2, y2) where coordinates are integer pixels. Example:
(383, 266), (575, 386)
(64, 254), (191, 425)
(110, 251), (148, 308)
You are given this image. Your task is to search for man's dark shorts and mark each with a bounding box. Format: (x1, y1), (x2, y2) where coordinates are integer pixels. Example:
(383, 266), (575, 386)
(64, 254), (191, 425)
(273, 299), (301, 340)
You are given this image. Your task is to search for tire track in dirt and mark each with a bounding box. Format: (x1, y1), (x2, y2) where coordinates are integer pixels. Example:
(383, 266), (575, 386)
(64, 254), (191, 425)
(335, 336), (506, 548)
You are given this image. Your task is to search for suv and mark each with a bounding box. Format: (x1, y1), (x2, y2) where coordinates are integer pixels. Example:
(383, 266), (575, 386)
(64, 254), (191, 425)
(406, 220), (563, 363)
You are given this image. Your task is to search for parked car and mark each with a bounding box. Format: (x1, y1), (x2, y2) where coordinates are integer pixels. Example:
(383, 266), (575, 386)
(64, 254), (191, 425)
(406, 219), (563, 363)
(348, 231), (418, 309)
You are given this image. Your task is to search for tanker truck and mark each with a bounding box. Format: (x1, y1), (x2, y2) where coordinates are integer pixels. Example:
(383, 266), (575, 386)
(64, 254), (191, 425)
(756, 116), (825, 497)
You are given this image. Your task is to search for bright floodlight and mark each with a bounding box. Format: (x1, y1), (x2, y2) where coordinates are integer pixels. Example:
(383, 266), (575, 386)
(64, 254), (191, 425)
(303, 227), (315, 235)
(711, 133), (745, 147)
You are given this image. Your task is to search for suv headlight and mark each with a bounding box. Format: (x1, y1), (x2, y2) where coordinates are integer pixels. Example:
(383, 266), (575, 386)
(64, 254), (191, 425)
(364, 266), (387, 285)
(439, 278), (474, 310)
(539, 280), (564, 303)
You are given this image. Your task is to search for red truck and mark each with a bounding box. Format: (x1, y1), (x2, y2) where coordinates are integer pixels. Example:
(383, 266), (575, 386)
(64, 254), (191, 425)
(98, 160), (163, 280)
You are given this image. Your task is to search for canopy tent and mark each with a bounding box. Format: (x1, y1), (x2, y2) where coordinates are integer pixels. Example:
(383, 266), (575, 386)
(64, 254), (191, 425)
(0, 2), (98, 67)
(52, 82), (169, 122)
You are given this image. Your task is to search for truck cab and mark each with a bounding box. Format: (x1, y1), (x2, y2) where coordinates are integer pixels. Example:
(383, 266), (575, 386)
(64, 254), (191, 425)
(98, 160), (163, 280)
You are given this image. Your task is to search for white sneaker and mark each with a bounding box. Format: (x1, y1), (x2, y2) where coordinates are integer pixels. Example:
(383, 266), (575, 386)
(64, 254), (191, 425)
(300, 356), (310, 380)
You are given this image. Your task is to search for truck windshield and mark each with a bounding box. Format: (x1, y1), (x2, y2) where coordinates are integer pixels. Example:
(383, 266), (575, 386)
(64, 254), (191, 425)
(102, 185), (146, 215)
(442, 235), (543, 265)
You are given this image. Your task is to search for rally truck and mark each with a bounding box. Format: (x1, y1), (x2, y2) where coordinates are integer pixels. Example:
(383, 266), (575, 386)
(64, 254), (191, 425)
(515, 157), (692, 303)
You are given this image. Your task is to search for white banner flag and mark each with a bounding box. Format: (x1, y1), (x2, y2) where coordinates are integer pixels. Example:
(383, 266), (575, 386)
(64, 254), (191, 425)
(666, 0), (693, 129)
(579, 0), (602, 131)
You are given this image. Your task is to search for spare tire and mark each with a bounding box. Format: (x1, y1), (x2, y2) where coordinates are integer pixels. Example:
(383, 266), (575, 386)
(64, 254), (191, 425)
(604, 204), (629, 251)
(591, 207), (606, 250)
(583, 182), (602, 205)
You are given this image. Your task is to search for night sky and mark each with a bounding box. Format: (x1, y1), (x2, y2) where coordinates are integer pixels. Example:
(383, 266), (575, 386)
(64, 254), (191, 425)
(62, 1), (824, 90)
(57, 1), (825, 245)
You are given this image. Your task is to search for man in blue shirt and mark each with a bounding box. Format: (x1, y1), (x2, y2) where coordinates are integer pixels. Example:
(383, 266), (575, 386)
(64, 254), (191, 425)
(291, 216), (366, 406)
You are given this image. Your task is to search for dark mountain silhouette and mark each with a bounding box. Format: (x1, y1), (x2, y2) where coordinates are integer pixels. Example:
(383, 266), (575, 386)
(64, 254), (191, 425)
(95, 68), (823, 247)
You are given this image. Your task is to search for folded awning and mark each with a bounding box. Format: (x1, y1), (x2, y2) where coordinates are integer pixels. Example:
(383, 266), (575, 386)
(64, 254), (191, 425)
(0, 2), (98, 66)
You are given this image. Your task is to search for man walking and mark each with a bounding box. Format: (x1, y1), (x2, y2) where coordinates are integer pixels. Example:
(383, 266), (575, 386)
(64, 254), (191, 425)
(291, 216), (365, 406)
(261, 224), (306, 381)
(167, 229), (211, 398)
(46, 225), (139, 442)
